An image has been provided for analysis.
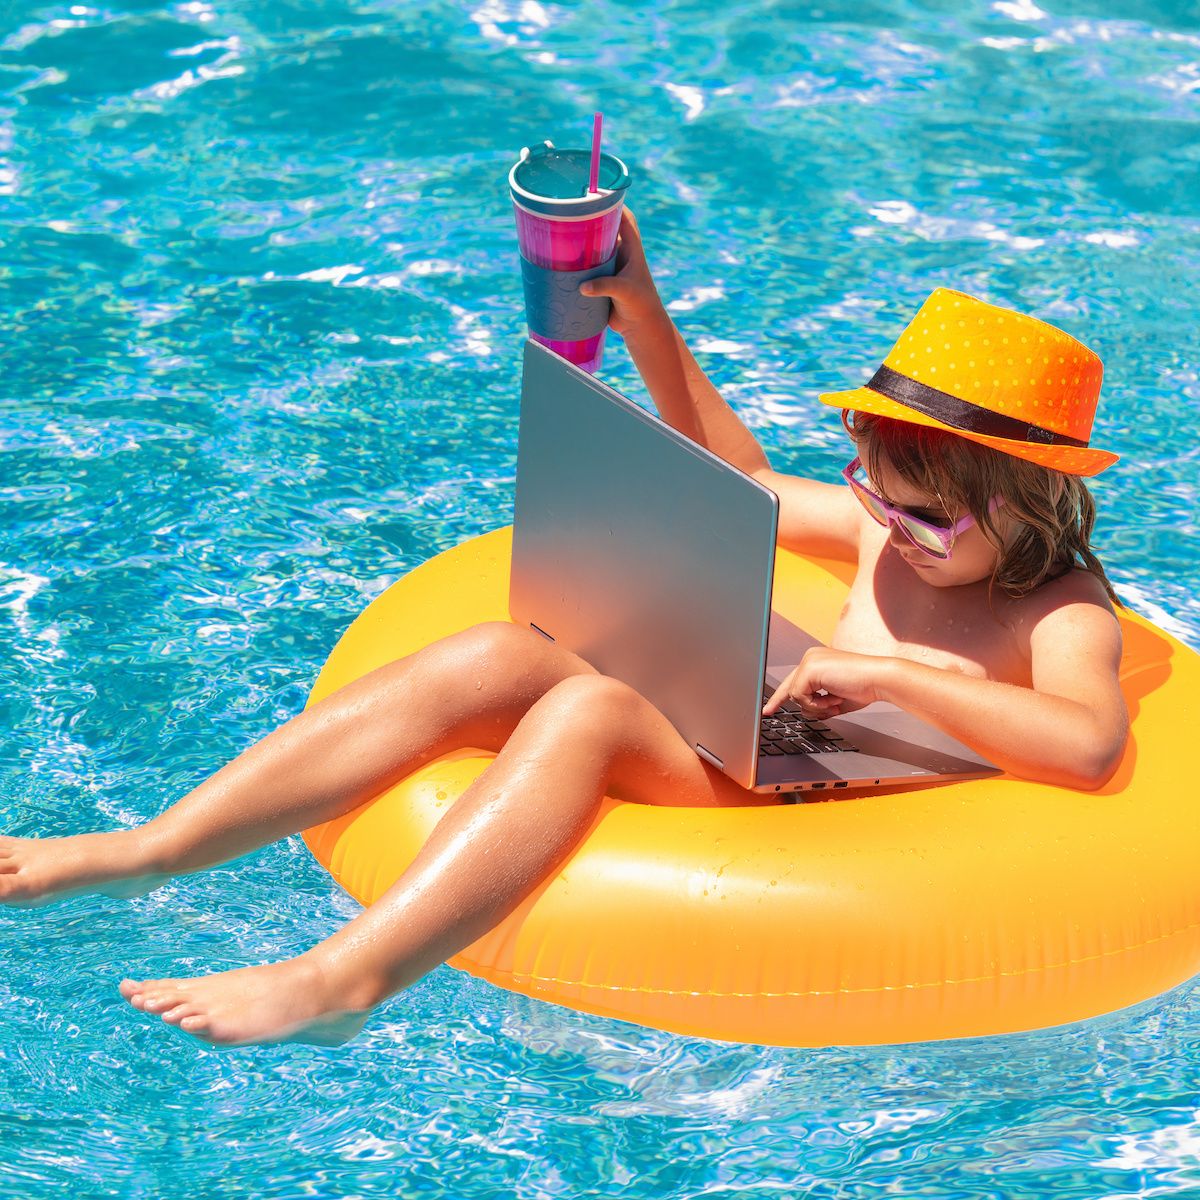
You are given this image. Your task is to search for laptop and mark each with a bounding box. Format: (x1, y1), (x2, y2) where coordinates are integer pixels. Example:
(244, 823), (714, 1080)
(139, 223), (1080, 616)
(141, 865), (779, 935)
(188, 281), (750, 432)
(509, 339), (1001, 796)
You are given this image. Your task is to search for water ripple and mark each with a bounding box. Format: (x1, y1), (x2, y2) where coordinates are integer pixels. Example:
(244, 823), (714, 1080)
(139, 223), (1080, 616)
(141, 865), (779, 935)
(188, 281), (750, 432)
(2, 0), (1199, 1197)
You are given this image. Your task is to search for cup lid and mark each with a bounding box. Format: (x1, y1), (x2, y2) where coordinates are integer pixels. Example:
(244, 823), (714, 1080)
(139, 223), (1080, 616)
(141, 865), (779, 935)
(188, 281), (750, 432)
(508, 141), (631, 216)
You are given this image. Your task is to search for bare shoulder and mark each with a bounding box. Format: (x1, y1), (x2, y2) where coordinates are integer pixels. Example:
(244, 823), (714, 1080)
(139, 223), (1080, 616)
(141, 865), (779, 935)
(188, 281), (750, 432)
(1018, 568), (1120, 631)
(749, 467), (863, 561)
(1013, 569), (1125, 699)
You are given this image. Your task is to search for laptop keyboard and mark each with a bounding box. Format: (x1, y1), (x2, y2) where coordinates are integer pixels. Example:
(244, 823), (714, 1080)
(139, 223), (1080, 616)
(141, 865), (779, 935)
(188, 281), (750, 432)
(760, 687), (859, 755)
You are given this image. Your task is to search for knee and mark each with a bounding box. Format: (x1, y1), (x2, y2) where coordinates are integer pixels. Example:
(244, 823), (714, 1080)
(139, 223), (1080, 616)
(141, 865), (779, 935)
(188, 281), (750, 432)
(436, 621), (582, 709)
(452, 620), (550, 667)
(538, 673), (646, 730)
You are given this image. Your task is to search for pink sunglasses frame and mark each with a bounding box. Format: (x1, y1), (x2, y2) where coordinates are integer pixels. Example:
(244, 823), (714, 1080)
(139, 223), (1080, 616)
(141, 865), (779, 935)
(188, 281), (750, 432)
(841, 456), (999, 560)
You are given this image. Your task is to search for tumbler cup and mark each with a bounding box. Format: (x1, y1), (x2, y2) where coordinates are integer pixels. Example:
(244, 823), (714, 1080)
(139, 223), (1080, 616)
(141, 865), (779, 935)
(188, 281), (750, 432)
(509, 140), (632, 373)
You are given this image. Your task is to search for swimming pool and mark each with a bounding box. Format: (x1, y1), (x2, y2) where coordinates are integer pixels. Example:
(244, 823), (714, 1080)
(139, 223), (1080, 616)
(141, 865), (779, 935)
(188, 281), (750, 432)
(2, 0), (1198, 1195)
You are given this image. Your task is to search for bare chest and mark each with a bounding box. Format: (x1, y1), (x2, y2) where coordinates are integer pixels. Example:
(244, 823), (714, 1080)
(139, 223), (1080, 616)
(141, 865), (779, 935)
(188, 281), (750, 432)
(831, 546), (1031, 685)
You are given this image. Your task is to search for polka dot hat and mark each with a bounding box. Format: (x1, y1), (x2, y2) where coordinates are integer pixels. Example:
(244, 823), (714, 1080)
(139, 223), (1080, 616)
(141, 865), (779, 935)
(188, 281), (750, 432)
(819, 287), (1118, 476)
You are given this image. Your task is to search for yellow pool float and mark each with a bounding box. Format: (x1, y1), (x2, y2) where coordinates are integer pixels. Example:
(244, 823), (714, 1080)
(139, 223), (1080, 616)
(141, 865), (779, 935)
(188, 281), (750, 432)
(303, 527), (1200, 1047)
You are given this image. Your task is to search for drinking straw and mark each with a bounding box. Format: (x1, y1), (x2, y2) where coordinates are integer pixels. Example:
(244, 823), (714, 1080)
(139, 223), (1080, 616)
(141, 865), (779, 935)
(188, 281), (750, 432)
(588, 112), (603, 194)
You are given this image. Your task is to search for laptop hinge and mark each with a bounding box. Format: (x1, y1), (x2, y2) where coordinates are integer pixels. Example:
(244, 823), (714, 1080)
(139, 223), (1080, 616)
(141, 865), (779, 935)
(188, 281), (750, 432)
(694, 743), (724, 770)
(529, 622), (555, 642)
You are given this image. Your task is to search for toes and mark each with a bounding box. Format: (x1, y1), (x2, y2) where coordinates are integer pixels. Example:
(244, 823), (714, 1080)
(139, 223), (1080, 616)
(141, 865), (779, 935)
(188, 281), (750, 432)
(141, 988), (190, 1014)
(159, 1003), (199, 1025)
(118, 979), (170, 998)
(120, 978), (191, 1012)
(120, 978), (163, 1002)
(121, 976), (178, 997)
(179, 1014), (213, 1039)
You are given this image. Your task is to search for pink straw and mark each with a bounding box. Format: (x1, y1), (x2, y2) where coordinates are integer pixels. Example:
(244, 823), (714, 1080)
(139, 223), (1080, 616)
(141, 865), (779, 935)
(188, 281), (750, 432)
(587, 112), (603, 194)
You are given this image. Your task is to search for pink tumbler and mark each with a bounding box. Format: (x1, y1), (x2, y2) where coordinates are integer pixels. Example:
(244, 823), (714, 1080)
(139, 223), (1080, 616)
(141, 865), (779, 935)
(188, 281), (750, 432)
(509, 140), (632, 373)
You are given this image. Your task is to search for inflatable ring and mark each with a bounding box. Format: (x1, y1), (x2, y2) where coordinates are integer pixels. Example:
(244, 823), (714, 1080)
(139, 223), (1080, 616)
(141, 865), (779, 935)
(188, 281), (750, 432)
(303, 527), (1200, 1046)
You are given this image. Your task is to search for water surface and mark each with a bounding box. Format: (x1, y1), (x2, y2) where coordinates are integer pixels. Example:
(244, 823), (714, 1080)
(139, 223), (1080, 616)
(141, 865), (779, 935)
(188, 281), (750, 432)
(2, 1), (1198, 1196)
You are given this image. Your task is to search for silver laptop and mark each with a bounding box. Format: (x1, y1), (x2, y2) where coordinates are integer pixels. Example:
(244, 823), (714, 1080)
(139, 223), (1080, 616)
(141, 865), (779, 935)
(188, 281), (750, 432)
(509, 339), (1000, 796)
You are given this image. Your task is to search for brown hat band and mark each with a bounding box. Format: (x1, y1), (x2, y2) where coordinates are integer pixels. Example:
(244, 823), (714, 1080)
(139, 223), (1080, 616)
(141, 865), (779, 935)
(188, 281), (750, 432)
(867, 364), (1091, 449)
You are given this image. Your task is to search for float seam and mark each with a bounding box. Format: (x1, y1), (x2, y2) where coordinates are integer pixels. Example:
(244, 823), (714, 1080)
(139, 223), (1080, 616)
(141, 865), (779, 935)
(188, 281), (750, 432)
(486, 917), (1200, 999)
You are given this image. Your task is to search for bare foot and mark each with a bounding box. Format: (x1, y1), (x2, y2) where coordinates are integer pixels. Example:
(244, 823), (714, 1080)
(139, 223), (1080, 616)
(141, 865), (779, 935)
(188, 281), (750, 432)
(119, 955), (379, 1047)
(0, 830), (170, 908)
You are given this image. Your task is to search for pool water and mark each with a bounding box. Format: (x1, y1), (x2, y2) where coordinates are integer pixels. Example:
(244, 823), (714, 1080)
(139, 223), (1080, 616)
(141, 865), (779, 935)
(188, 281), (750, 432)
(2, 0), (1199, 1195)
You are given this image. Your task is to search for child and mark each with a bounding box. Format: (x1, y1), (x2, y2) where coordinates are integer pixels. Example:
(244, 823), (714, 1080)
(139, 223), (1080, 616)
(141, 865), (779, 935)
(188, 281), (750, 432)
(0, 210), (1128, 1049)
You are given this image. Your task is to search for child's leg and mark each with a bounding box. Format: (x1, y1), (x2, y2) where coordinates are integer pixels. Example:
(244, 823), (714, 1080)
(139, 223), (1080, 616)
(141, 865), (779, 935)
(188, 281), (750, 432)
(120, 671), (757, 1047)
(0, 622), (601, 907)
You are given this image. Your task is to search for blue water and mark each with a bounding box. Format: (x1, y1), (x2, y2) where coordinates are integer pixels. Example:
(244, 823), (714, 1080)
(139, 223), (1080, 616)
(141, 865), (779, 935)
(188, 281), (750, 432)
(2, 0), (1199, 1195)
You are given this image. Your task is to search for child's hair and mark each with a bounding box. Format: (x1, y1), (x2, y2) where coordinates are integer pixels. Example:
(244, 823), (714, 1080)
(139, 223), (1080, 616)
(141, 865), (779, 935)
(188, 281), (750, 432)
(842, 411), (1121, 606)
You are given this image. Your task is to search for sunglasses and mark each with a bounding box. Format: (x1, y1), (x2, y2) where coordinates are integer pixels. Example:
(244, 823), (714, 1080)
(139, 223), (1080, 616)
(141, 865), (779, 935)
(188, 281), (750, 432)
(841, 456), (998, 560)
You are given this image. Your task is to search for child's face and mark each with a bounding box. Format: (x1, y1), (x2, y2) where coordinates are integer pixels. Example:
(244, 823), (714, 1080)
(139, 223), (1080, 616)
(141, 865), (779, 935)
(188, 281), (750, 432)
(867, 455), (1007, 588)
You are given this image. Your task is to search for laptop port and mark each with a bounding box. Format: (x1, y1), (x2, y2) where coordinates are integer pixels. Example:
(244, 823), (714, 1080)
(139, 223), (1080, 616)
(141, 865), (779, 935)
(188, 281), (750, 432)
(834, 781), (849, 789)
(811, 782), (826, 790)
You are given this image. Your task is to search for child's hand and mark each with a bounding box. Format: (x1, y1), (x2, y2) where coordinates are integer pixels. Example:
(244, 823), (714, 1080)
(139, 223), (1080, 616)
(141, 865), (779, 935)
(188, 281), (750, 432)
(762, 648), (893, 719)
(579, 208), (667, 337)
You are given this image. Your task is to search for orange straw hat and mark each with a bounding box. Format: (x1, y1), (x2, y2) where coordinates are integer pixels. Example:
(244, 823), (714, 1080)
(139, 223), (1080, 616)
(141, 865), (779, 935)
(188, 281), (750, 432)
(820, 288), (1118, 476)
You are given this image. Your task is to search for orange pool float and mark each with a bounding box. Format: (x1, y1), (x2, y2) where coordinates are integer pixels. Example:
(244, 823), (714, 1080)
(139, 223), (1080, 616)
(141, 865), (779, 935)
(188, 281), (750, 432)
(303, 527), (1200, 1046)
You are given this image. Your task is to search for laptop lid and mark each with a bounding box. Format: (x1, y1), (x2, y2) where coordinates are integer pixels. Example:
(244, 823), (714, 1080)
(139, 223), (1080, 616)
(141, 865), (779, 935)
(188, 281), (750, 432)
(510, 339), (775, 787)
(510, 339), (1001, 796)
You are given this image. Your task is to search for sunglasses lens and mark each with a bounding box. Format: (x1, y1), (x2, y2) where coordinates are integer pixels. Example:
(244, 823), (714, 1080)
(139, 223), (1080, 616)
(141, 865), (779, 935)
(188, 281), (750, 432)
(850, 479), (889, 527)
(899, 516), (951, 558)
(847, 464), (955, 560)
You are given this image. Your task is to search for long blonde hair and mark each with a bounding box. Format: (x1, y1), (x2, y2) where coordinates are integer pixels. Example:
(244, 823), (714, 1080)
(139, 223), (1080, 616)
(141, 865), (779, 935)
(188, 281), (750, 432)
(843, 411), (1121, 606)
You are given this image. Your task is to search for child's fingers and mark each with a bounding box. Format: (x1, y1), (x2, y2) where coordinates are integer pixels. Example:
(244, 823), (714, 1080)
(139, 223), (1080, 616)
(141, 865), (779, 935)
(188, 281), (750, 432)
(762, 679), (794, 715)
(580, 276), (622, 299)
(617, 208), (640, 246)
(614, 236), (630, 273)
(764, 691), (842, 719)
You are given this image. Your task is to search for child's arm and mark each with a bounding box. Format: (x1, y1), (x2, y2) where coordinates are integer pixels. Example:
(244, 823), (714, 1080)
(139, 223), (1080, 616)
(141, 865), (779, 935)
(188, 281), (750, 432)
(581, 209), (861, 560)
(763, 586), (1129, 791)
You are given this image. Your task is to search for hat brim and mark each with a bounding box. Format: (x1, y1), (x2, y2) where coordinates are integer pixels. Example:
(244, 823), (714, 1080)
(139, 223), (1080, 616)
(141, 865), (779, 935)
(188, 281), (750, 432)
(820, 386), (1119, 478)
